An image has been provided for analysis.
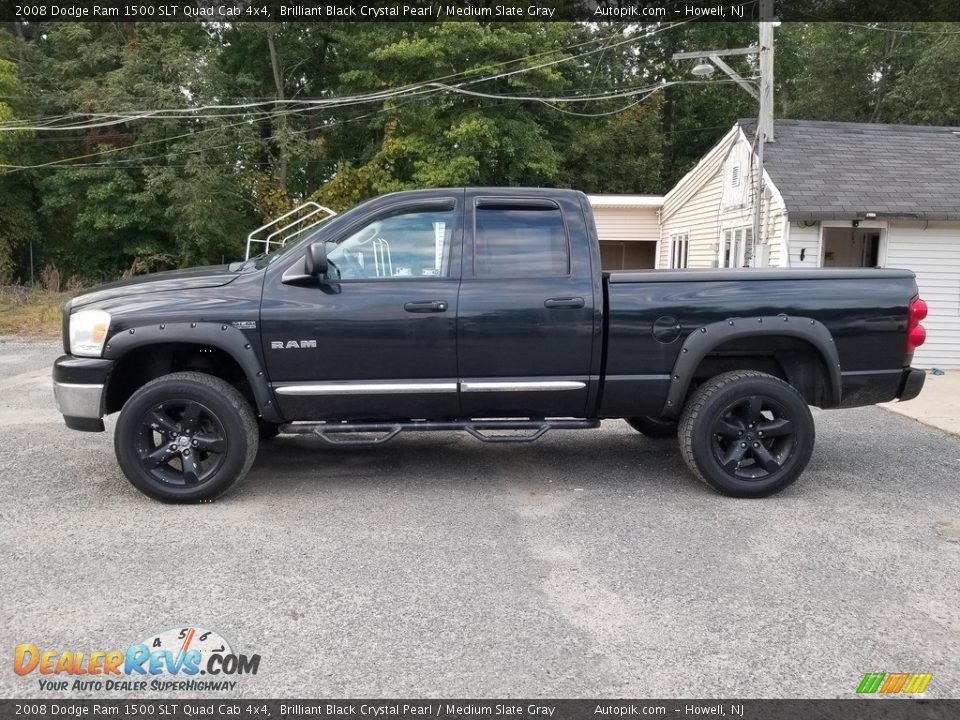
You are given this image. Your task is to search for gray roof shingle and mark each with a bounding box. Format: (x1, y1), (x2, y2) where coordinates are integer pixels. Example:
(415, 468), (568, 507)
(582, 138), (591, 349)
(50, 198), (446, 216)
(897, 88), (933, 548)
(738, 119), (960, 220)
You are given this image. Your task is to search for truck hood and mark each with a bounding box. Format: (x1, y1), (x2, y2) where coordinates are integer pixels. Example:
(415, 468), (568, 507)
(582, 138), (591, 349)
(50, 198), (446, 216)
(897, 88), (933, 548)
(70, 264), (242, 309)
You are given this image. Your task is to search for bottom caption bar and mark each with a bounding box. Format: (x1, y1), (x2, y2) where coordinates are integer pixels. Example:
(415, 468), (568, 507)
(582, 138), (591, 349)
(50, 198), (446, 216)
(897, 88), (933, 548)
(3, 700), (959, 720)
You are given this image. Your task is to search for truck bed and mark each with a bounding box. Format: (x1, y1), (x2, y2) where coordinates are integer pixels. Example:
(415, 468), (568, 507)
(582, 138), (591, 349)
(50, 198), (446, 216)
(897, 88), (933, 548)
(599, 267), (919, 417)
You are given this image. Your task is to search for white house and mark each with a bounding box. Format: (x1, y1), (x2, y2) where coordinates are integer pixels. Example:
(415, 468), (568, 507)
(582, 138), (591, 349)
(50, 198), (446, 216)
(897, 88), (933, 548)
(652, 119), (960, 368)
(587, 194), (663, 270)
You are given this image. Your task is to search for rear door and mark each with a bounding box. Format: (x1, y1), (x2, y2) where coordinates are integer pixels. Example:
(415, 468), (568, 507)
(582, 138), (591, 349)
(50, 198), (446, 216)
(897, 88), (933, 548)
(261, 191), (464, 421)
(456, 192), (598, 418)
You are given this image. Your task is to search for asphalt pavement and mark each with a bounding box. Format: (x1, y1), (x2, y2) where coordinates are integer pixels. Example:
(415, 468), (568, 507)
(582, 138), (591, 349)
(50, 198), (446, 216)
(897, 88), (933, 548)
(1, 339), (959, 699)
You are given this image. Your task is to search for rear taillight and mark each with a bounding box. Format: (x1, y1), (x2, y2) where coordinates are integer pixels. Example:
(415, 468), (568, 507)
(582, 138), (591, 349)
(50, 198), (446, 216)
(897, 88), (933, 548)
(907, 297), (928, 353)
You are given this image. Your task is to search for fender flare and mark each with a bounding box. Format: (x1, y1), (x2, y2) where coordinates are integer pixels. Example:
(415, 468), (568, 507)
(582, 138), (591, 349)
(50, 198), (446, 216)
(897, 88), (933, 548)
(661, 315), (841, 419)
(102, 322), (283, 423)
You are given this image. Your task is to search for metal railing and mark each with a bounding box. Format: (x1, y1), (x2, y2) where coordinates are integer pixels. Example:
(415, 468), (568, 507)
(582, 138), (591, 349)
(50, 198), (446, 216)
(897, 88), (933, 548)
(245, 202), (338, 260)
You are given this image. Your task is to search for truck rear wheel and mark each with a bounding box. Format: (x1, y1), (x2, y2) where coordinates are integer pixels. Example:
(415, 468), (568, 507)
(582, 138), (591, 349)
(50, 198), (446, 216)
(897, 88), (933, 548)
(625, 416), (678, 438)
(114, 372), (258, 502)
(678, 371), (815, 498)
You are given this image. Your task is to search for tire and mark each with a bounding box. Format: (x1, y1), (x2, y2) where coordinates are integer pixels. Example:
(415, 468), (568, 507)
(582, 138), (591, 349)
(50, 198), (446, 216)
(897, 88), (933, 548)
(625, 416), (678, 438)
(114, 372), (259, 502)
(678, 371), (815, 498)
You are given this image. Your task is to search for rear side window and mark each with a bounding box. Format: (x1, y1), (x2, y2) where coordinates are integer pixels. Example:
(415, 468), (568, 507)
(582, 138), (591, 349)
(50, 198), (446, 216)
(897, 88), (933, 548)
(474, 205), (570, 278)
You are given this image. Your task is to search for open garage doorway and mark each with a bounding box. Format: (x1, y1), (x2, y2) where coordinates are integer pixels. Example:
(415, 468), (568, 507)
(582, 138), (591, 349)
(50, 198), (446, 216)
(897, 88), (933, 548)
(822, 226), (882, 267)
(599, 241), (657, 270)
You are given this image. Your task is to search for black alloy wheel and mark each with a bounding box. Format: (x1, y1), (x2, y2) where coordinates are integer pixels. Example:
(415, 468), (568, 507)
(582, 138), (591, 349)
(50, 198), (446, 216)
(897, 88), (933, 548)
(135, 399), (227, 487)
(678, 371), (815, 498)
(709, 394), (795, 480)
(115, 372), (258, 502)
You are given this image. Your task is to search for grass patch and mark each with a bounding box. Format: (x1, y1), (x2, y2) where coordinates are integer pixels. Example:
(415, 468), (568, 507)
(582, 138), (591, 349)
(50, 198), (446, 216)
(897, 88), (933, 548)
(0, 286), (71, 338)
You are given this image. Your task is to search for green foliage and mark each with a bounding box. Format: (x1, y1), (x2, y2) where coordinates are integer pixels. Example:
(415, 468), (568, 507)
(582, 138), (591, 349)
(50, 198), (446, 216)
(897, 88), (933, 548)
(564, 97), (665, 193)
(659, 23), (758, 188)
(0, 20), (958, 283)
(776, 22), (960, 125)
(0, 58), (39, 281)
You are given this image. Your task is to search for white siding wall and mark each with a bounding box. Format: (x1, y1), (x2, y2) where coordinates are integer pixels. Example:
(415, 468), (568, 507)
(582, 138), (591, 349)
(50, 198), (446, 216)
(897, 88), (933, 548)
(592, 206), (660, 243)
(660, 126), (786, 269)
(786, 222), (821, 268)
(660, 131), (734, 268)
(885, 221), (960, 368)
(764, 207), (788, 268)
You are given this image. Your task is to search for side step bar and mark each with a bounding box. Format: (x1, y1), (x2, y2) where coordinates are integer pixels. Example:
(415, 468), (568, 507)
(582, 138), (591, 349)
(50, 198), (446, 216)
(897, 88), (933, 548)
(279, 418), (600, 446)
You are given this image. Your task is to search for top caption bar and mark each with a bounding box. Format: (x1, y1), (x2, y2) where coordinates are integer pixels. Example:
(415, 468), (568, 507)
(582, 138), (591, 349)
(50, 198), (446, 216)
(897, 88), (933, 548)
(3, 1), (960, 23)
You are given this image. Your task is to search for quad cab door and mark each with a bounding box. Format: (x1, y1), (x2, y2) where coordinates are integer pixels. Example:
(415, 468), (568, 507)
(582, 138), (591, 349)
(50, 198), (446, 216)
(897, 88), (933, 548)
(456, 192), (599, 418)
(260, 191), (464, 421)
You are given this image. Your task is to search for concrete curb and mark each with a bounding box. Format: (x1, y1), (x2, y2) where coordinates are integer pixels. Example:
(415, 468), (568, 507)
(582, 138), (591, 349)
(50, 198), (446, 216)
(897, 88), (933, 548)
(880, 370), (960, 435)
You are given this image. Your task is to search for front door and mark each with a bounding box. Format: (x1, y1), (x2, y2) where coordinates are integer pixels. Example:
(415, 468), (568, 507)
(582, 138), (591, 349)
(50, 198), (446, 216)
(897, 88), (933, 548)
(261, 193), (464, 421)
(456, 193), (597, 418)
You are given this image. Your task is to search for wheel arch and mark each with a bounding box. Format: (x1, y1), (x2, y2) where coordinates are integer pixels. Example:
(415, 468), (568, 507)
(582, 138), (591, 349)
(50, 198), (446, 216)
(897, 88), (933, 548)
(661, 316), (841, 419)
(102, 323), (282, 422)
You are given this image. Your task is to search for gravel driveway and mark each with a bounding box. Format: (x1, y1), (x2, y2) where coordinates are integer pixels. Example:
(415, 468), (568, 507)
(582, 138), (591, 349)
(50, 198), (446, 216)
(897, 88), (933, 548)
(2, 339), (959, 699)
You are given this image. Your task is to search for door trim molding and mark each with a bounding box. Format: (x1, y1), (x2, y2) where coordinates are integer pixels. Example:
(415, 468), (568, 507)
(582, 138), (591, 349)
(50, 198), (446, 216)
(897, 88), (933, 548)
(274, 381), (457, 396)
(460, 380), (586, 393)
(272, 379), (587, 395)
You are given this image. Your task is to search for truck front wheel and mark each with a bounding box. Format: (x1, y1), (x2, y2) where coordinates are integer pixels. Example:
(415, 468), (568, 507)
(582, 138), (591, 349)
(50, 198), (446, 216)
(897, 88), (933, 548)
(114, 372), (259, 502)
(678, 371), (815, 498)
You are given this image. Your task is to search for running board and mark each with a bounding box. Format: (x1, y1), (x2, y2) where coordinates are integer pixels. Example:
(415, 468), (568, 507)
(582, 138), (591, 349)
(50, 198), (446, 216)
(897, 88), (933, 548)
(279, 419), (600, 446)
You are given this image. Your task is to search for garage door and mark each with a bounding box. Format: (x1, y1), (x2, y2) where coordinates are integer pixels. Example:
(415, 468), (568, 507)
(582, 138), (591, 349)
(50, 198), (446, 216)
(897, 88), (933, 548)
(885, 225), (960, 368)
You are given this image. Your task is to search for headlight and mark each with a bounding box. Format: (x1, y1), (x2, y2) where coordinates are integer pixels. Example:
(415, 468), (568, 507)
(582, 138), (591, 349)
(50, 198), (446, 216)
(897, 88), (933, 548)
(69, 309), (111, 357)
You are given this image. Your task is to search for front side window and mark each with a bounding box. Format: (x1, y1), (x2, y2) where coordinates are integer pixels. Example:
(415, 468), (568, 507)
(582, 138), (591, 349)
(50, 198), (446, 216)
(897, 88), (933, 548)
(474, 205), (570, 278)
(327, 206), (455, 279)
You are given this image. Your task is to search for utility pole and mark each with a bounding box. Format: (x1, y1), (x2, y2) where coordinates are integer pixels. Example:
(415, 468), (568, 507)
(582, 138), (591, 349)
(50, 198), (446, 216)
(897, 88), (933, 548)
(758, 0), (775, 143)
(673, 0), (776, 265)
(751, 0), (775, 265)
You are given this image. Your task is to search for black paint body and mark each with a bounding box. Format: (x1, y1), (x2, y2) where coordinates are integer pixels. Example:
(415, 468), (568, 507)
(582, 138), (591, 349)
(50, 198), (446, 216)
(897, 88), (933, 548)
(59, 188), (924, 425)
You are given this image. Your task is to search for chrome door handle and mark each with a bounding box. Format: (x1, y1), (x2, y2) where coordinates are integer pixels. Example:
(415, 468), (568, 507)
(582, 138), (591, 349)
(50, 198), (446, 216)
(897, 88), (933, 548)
(544, 297), (585, 309)
(404, 300), (448, 313)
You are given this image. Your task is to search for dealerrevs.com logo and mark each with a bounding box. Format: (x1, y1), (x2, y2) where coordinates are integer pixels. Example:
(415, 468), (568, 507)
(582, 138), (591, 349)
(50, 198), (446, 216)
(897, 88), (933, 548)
(13, 626), (260, 693)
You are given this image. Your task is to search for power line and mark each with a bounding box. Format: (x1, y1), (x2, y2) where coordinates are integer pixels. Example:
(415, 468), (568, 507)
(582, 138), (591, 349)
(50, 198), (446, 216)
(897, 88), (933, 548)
(0, 93), (429, 172)
(0, 23), (700, 172)
(835, 22), (960, 35)
(1, 21), (693, 132)
(0, 78), (751, 172)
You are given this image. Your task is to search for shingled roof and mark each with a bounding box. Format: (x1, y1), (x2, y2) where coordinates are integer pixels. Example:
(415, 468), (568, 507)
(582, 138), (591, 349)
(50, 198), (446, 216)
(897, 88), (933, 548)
(738, 119), (960, 221)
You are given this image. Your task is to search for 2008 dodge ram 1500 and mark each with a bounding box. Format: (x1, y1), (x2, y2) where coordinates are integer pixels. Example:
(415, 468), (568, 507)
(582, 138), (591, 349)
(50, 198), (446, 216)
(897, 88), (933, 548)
(53, 188), (928, 501)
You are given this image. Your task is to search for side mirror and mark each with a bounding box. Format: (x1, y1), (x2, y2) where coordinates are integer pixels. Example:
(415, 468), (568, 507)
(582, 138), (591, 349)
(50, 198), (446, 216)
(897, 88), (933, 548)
(304, 241), (328, 277)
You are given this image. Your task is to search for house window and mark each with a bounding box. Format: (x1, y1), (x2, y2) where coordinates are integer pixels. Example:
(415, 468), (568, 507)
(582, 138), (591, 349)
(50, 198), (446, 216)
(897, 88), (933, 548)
(669, 232), (689, 269)
(720, 226), (753, 268)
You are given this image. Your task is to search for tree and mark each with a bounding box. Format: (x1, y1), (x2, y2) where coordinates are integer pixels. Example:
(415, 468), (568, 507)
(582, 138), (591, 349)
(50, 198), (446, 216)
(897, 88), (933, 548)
(1, 19), (958, 284)
(0, 56), (39, 282)
(563, 96), (664, 193)
(659, 22), (758, 189)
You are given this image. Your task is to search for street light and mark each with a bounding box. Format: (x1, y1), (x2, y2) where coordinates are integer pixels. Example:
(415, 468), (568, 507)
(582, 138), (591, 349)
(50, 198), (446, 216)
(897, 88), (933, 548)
(691, 58), (715, 77)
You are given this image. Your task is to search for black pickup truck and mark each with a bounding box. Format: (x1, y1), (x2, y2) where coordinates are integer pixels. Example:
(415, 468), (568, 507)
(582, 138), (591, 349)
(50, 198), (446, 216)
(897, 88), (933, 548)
(53, 188), (927, 501)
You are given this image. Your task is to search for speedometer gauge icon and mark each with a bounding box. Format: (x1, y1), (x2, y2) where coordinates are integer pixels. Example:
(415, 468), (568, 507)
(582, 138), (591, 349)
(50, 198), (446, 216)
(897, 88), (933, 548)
(138, 625), (234, 669)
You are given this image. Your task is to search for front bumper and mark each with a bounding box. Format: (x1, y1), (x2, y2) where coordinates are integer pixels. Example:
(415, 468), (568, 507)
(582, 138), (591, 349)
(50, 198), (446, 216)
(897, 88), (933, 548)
(53, 355), (114, 432)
